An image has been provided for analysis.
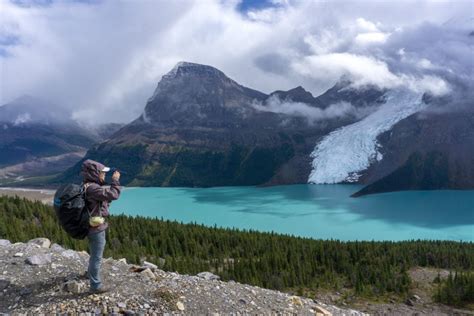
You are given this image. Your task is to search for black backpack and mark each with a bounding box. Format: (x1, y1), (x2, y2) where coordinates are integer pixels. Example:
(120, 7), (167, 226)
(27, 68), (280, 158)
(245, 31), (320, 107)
(53, 183), (90, 239)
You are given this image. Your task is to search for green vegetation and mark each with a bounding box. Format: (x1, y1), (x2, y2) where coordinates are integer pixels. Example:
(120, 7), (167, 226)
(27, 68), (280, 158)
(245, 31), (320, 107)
(53, 142), (296, 187)
(129, 144), (294, 187)
(434, 272), (474, 307)
(1, 195), (473, 302)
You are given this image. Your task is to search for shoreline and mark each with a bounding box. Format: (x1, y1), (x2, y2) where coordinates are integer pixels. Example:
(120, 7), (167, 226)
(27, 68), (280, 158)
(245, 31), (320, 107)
(0, 187), (55, 204)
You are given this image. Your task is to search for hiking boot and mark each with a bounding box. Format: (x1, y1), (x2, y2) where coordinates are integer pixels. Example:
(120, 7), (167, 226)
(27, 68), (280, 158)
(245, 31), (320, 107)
(89, 286), (110, 294)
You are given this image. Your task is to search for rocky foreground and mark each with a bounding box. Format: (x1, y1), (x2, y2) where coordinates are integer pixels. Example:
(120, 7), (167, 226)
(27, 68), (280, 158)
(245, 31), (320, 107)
(0, 238), (366, 315)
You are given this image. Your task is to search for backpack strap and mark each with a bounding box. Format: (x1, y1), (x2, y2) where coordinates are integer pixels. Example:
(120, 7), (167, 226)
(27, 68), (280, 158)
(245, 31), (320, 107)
(82, 182), (93, 217)
(82, 182), (102, 218)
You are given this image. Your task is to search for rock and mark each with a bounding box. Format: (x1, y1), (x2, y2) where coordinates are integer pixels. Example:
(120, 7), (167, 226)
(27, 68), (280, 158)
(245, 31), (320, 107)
(288, 296), (303, 307)
(412, 294), (421, 301)
(63, 281), (83, 294)
(50, 243), (65, 252)
(25, 254), (52, 265)
(197, 272), (220, 281)
(238, 298), (247, 304)
(78, 251), (90, 258)
(314, 305), (332, 315)
(14, 252), (24, 257)
(20, 288), (32, 296)
(61, 250), (80, 260)
(117, 302), (126, 309)
(143, 261), (157, 270)
(140, 268), (156, 280)
(0, 239), (11, 247)
(176, 301), (185, 311)
(27, 238), (51, 249)
(118, 258), (127, 264)
(405, 298), (415, 306)
(0, 279), (10, 290)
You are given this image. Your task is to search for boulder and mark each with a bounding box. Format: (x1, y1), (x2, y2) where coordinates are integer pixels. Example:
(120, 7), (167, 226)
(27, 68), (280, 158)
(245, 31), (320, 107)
(25, 254), (52, 265)
(50, 243), (65, 252)
(197, 272), (220, 281)
(28, 238), (51, 249)
(142, 261), (157, 270)
(0, 239), (11, 247)
(140, 268), (156, 280)
(63, 281), (84, 294)
(61, 249), (81, 260)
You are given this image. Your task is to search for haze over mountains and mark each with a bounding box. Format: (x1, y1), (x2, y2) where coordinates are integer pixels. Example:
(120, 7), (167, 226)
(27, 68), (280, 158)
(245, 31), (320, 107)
(41, 61), (473, 195)
(0, 96), (123, 180)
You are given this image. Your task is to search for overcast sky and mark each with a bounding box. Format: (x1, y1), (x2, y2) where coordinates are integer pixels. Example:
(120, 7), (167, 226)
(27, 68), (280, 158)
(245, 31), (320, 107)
(0, 0), (472, 124)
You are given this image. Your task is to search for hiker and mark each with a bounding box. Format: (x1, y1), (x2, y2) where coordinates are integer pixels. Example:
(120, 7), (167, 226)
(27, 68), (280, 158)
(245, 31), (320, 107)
(81, 159), (121, 293)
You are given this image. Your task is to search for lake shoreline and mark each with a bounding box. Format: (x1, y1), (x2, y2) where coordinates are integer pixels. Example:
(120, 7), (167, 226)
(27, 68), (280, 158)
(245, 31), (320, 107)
(2, 185), (473, 242)
(0, 187), (55, 205)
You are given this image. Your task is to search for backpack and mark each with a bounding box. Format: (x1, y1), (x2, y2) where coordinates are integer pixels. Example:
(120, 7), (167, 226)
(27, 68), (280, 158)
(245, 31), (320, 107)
(53, 183), (91, 240)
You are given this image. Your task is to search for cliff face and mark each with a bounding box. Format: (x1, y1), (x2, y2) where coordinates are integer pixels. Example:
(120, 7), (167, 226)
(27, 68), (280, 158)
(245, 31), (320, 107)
(352, 107), (474, 196)
(0, 238), (363, 315)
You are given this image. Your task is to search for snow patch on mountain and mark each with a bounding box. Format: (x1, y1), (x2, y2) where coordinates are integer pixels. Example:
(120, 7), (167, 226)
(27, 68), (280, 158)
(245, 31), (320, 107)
(308, 89), (426, 184)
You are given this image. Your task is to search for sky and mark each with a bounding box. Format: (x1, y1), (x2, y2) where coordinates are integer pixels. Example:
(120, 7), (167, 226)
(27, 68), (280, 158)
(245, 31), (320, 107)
(0, 0), (473, 124)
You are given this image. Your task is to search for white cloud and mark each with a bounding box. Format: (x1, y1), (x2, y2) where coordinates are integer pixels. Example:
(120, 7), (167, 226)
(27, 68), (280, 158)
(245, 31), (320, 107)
(13, 112), (31, 125)
(252, 95), (375, 124)
(0, 0), (472, 124)
(292, 53), (401, 89)
(354, 32), (390, 45)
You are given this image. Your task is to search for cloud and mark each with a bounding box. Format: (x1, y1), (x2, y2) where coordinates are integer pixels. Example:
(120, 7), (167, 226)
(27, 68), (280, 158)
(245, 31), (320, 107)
(252, 95), (375, 124)
(13, 112), (31, 125)
(0, 0), (472, 124)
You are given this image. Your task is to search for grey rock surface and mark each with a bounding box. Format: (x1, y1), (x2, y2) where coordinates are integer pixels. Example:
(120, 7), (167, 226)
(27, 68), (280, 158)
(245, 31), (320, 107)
(0, 238), (466, 315)
(27, 238), (51, 249)
(0, 240), (11, 247)
(197, 271), (220, 281)
(25, 253), (52, 265)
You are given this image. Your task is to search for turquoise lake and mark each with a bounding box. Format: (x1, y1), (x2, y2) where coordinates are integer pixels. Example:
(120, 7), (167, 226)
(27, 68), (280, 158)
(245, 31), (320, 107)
(110, 185), (474, 242)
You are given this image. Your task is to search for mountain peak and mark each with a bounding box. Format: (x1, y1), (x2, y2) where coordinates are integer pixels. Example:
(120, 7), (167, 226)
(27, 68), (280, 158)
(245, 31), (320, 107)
(163, 61), (226, 80)
(268, 86), (319, 106)
(144, 62), (268, 126)
(12, 94), (39, 105)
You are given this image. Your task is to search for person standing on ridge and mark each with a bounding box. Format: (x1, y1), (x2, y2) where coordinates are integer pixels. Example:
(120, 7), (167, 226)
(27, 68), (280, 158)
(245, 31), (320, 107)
(81, 159), (121, 294)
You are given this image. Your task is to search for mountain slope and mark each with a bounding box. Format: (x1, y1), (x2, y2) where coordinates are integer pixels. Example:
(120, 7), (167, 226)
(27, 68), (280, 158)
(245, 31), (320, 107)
(56, 62), (372, 187)
(308, 89), (425, 184)
(352, 108), (474, 196)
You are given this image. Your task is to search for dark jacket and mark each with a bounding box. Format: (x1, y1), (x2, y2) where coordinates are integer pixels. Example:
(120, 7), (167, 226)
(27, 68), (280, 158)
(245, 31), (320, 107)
(81, 159), (121, 233)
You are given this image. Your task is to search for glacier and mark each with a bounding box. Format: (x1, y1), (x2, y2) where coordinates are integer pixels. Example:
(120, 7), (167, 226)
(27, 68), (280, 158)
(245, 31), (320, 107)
(308, 89), (427, 184)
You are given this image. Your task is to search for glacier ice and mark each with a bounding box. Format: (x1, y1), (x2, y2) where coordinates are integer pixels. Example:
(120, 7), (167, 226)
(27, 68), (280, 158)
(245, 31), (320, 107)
(308, 89), (427, 184)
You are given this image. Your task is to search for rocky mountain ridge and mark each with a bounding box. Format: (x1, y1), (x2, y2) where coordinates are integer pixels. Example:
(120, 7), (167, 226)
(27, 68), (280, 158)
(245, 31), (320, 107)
(0, 237), (364, 315)
(55, 62), (384, 187)
(7, 62), (472, 195)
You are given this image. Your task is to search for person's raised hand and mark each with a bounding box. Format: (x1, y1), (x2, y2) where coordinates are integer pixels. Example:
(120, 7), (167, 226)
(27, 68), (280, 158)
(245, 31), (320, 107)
(112, 171), (120, 181)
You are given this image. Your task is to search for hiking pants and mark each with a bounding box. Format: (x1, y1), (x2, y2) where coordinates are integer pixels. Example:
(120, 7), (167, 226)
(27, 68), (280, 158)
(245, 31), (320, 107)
(87, 230), (106, 290)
